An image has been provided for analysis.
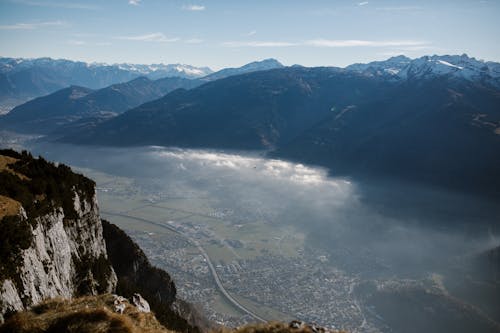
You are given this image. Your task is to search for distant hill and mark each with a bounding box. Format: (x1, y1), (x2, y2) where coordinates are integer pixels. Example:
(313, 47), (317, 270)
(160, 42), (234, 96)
(0, 76), (201, 134)
(63, 54), (500, 197)
(0, 58), (291, 135)
(272, 76), (500, 196)
(0, 57), (212, 110)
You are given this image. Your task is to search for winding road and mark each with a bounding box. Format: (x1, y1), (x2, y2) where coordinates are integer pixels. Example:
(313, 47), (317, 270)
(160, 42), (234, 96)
(102, 210), (267, 323)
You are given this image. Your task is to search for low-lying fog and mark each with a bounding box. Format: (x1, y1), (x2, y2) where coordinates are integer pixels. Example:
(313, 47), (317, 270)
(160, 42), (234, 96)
(17, 140), (500, 279)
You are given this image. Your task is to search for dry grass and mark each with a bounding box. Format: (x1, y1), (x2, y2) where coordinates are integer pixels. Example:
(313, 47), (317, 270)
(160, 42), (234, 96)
(0, 295), (347, 333)
(0, 294), (174, 333)
(216, 322), (345, 333)
(0, 195), (22, 219)
(0, 155), (29, 180)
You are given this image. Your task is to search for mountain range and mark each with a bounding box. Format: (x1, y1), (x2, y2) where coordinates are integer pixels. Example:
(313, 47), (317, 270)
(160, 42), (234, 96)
(1, 54), (500, 332)
(0, 58), (285, 135)
(347, 54), (500, 86)
(1, 54), (499, 196)
(0, 57), (213, 113)
(0, 76), (200, 135)
(0, 57), (288, 114)
(59, 54), (500, 197)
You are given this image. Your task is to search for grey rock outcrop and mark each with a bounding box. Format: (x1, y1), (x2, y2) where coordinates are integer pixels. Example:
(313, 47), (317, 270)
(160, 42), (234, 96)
(132, 293), (151, 313)
(0, 191), (117, 323)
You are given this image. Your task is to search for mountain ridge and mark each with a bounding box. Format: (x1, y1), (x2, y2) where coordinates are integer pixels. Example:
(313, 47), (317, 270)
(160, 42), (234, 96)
(201, 58), (284, 81)
(346, 54), (500, 87)
(0, 76), (201, 134)
(60, 55), (500, 197)
(0, 57), (213, 111)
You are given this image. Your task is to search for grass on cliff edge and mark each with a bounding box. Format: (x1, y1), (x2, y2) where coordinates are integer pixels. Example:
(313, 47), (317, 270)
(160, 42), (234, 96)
(0, 294), (346, 333)
(0, 195), (21, 220)
(0, 155), (29, 181)
(0, 294), (174, 333)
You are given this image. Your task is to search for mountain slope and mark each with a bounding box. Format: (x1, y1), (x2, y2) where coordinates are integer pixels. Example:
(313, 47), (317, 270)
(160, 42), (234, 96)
(0, 57), (212, 110)
(273, 77), (500, 196)
(66, 67), (387, 148)
(64, 57), (500, 196)
(0, 76), (201, 134)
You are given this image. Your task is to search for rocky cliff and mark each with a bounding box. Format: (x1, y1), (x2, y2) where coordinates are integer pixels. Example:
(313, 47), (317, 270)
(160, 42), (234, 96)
(102, 219), (207, 333)
(0, 149), (347, 333)
(0, 149), (117, 323)
(0, 149), (206, 332)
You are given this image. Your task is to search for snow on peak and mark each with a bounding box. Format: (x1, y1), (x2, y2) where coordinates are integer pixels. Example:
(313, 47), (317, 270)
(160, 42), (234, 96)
(110, 62), (213, 78)
(174, 65), (205, 76)
(345, 55), (411, 76)
(344, 54), (500, 88)
(400, 54), (497, 81)
(436, 60), (464, 70)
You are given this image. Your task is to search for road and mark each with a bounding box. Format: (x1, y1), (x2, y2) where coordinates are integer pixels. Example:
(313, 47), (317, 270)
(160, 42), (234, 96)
(102, 210), (267, 323)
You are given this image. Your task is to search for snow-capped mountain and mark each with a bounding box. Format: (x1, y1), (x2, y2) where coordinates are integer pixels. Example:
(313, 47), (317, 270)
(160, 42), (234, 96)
(346, 55), (412, 76)
(115, 63), (213, 79)
(347, 54), (500, 87)
(398, 54), (500, 82)
(0, 57), (213, 79)
(0, 57), (213, 110)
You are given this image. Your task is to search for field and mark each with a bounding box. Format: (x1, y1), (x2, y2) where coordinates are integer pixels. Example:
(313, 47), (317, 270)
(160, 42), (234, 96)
(79, 167), (304, 323)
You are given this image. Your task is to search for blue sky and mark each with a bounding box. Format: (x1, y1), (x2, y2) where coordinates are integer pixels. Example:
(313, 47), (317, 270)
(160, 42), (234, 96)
(0, 0), (499, 69)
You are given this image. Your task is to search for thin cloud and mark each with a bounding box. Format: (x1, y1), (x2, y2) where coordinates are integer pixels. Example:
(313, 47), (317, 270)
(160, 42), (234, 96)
(117, 32), (179, 43)
(129, 0), (141, 5)
(183, 4), (205, 11)
(0, 20), (66, 30)
(185, 38), (203, 44)
(375, 6), (422, 11)
(246, 30), (257, 36)
(305, 39), (428, 48)
(12, 0), (99, 10)
(222, 39), (428, 49)
(68, 39), (86, 45)
(358, 1), (369, 6)
(222, 41), (298, 48)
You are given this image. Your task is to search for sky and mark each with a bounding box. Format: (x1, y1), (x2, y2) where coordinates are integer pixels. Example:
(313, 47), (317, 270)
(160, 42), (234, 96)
(0, 0), (499, 70)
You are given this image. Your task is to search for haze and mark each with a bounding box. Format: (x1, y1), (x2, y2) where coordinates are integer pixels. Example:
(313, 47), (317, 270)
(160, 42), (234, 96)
(26, 141), (499, 278)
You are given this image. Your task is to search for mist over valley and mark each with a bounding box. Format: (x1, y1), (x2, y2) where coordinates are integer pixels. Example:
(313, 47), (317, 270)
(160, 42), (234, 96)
(1, 2), (500, 330)
(1, 135), (497, 332)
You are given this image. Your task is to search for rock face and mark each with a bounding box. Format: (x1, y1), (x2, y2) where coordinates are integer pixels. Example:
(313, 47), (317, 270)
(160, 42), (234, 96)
(0, 149), (117, 323)
(0, 149), (206, 332)
(102, 220), (206, 333)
